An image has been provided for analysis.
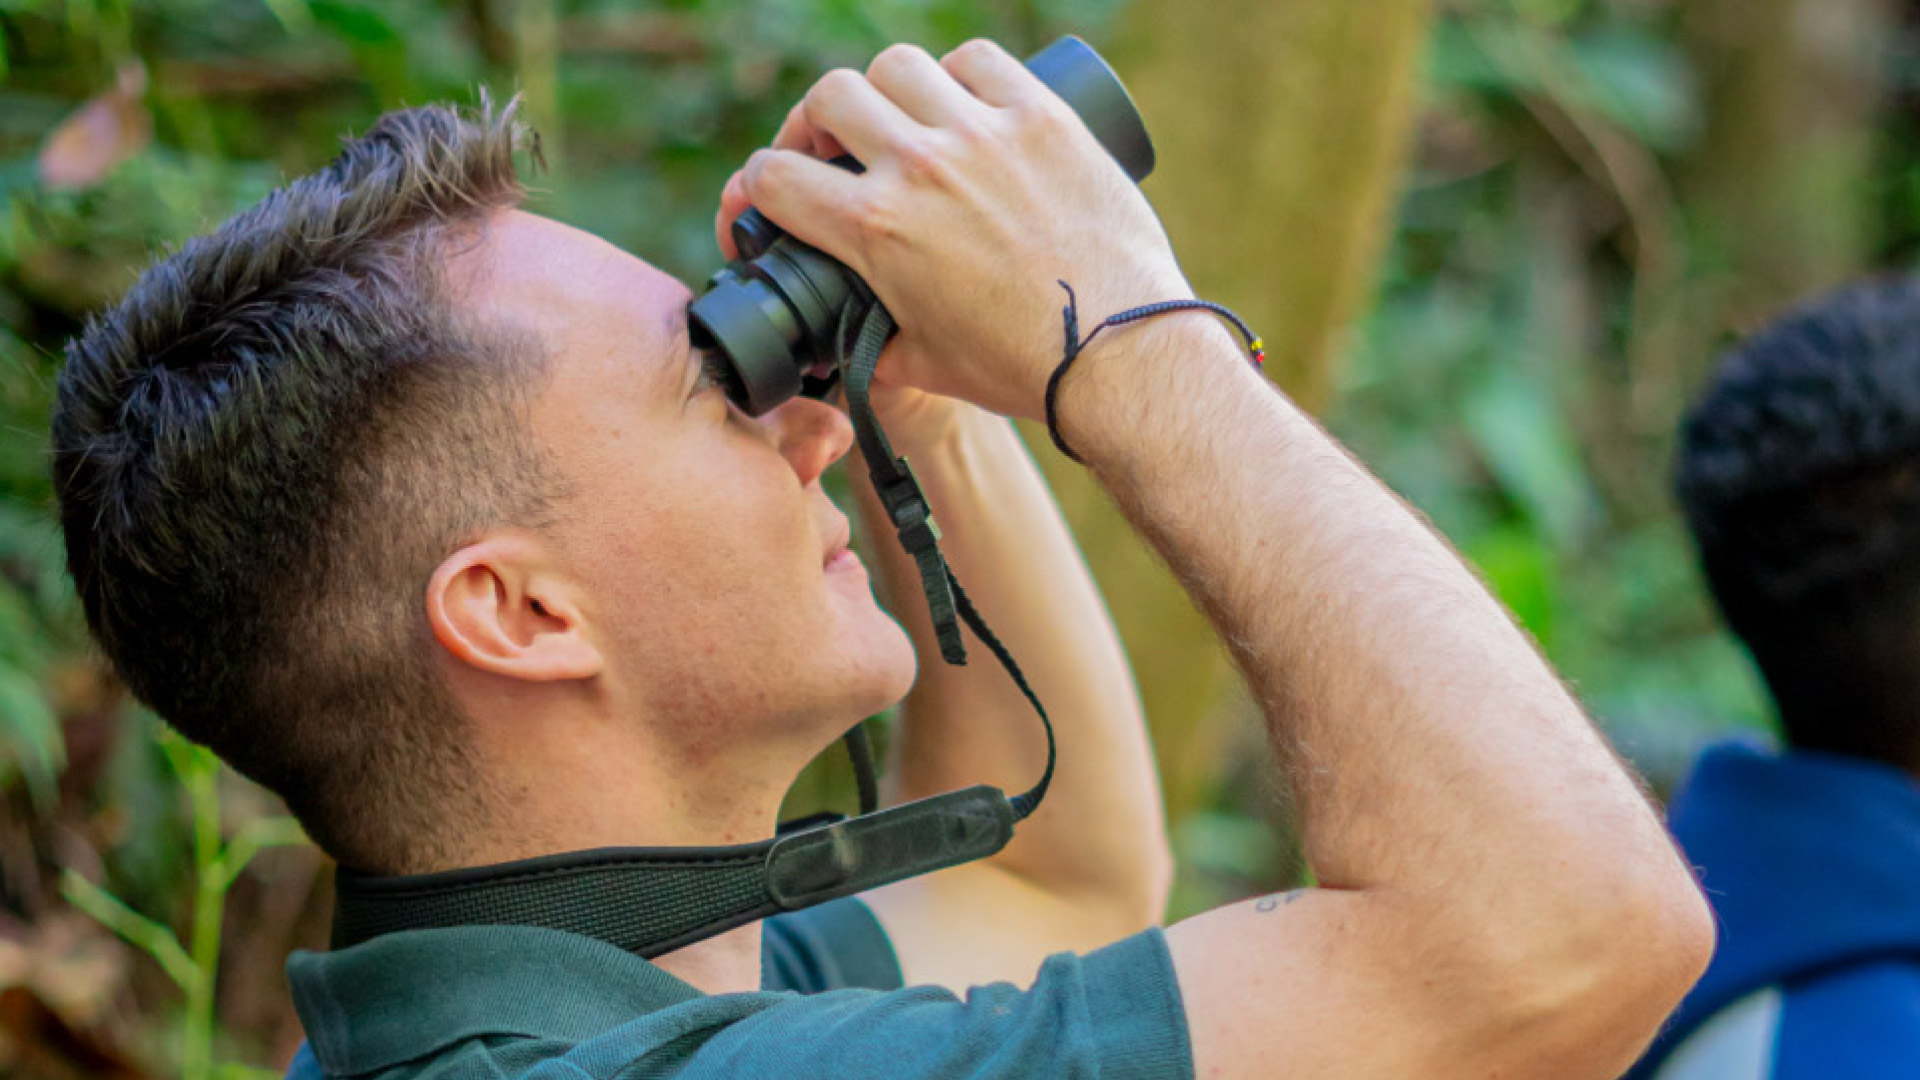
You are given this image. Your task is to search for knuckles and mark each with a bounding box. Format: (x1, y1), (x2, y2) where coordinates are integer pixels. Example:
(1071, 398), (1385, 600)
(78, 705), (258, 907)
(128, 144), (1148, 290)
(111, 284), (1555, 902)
(944, 113), (997, 153)
(1006, 97), (1079, 155)
(946, 38), (1004, 69)
(740, 148), (798, 199)
(867, 43), (935, 84)
(887, 133), (954, 186)
(843, 186), (907, 261)
(808, 67), (867, 111)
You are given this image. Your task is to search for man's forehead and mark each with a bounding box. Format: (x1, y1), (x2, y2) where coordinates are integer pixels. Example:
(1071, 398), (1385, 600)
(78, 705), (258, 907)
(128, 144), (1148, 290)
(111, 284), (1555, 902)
(450, 209), (691, 390)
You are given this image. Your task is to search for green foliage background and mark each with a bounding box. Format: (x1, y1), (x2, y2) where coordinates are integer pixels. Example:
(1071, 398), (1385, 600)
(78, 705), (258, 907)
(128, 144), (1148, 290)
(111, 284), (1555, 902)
(1, 0), (1915, 1074)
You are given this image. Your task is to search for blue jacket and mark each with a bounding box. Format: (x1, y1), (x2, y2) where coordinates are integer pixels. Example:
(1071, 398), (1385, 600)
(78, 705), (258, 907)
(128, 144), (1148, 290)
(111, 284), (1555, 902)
(1630, 741), (1920, 1079)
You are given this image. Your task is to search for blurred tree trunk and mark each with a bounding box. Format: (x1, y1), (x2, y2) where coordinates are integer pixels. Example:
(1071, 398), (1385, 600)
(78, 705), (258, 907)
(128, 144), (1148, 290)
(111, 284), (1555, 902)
(1680, 0), (1893, 363)
(1037, 1), (1432, 844)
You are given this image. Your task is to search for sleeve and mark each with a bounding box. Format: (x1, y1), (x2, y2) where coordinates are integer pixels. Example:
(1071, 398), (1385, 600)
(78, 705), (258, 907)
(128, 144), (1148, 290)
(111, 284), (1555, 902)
(761, 895), (904, 993)
(619, 929), (1193, 1080)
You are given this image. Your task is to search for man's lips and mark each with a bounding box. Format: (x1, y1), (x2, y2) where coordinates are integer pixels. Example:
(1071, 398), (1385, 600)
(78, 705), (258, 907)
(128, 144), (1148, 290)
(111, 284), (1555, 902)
(823, 519), (853, 570)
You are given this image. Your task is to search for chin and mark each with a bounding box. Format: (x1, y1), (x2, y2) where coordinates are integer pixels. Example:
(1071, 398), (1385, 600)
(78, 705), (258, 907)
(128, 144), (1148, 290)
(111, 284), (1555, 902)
(843, 615), (918, 715)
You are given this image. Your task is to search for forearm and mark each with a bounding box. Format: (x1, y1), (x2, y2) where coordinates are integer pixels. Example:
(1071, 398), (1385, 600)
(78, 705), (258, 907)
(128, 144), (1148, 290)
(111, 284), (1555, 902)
(1061, 316), (1701, 959)
(851, 404), (1171, 917)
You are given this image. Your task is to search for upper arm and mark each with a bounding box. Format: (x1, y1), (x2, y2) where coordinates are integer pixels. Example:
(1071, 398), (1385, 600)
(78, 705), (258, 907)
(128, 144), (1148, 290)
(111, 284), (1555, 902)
(863, 861), (1156, 993)
(1167, 890), (1444, 1080)
(1165, 888), (1683, 1080)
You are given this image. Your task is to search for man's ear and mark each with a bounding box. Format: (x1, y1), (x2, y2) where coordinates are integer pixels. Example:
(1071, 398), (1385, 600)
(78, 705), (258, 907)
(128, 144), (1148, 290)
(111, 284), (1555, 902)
(426, 534), (602, 683)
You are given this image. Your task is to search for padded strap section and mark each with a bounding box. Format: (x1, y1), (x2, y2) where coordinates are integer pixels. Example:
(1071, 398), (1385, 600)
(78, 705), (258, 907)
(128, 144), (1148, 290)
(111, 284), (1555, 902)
(332, 843), (780, 960)
(330, 789), (1017, 960)
(768, 786), (1016, 908)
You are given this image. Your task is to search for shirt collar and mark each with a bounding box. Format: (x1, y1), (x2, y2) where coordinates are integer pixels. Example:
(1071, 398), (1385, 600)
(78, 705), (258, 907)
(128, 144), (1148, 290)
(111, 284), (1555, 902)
(288, 925), (703, 1075)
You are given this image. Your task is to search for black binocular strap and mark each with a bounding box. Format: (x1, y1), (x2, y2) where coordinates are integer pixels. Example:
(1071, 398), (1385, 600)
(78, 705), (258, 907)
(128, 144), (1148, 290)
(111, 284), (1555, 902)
(835, 300), (1056, 819)
(332, 783), (1020, 959)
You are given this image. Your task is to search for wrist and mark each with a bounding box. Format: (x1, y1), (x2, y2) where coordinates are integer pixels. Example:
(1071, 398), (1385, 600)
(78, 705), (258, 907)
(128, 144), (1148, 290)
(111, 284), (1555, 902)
(1051, 315), (1258, 469)
(855, 398), (1017, 489)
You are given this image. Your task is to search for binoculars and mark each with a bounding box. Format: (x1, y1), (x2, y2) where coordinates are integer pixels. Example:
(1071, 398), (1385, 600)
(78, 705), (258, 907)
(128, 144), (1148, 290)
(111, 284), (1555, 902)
(689, 36), (1155, 416)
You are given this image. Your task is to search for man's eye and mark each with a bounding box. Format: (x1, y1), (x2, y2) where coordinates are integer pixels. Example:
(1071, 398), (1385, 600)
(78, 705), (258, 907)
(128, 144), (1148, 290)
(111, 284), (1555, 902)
(692, 348), (726, 394)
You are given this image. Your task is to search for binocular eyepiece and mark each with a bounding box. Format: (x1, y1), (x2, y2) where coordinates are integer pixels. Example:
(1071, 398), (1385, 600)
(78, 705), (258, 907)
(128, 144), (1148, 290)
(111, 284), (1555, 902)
(689, 36), (1156, 416)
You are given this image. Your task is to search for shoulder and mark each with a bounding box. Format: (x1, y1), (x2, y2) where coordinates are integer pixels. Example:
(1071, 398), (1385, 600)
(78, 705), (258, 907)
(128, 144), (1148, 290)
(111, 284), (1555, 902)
(571, 929), (1192, 1080)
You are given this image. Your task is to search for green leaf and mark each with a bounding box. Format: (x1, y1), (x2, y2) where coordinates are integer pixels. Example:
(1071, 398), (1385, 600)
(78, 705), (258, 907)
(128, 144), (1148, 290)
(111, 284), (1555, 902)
(1569, 29), (1701, 151)
(1461, 371), (1595, 548)
(62, 869), (200, 992)
(1466, 522), (1557, 651)
(0, 664), (61, 808)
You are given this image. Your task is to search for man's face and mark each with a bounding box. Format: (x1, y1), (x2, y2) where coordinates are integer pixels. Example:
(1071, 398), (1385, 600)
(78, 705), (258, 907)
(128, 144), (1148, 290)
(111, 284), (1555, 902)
(457, 210), (917, 762)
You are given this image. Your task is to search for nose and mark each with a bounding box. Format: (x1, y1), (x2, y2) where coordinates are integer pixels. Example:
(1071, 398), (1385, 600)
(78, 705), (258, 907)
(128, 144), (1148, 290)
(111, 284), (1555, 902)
(768, 395), (854, 487)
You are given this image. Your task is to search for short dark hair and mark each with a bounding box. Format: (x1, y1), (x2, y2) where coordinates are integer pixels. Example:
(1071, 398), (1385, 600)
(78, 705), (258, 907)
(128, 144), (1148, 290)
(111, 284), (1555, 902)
(52, 98), (557, 871)
(1677, 276), (1920, 769)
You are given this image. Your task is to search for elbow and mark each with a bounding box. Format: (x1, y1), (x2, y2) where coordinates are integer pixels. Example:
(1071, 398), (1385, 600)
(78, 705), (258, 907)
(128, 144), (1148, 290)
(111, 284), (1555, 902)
(1587, 850), (1717, 1025)
(1475, 849), (1716, 1075)
(1639, 857), (1718, 1002)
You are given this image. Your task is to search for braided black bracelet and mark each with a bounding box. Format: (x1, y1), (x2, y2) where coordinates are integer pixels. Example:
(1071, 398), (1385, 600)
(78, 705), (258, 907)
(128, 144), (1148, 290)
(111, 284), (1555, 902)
(1044, 281), (1266, 463)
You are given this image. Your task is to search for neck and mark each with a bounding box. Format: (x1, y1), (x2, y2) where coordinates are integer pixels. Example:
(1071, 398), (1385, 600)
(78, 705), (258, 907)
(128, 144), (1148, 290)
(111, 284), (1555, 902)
(451, 688), (850, 994)
(653, 922), (766, 995)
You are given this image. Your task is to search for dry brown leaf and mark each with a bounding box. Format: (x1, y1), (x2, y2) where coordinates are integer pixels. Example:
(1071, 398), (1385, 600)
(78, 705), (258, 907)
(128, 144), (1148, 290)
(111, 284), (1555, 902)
(37, 64), (153, 191)
(0, 913), (129, 1028)
(0, 913), (146, 1080)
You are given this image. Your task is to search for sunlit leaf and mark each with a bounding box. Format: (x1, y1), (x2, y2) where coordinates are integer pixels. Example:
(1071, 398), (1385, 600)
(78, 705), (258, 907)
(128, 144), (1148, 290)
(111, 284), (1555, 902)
(258, 0), (315, 36)
(1466, 522), (1557, 651)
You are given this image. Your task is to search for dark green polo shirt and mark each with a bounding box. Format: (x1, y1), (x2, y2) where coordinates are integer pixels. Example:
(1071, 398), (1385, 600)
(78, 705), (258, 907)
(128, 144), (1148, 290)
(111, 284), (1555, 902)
(283, 897), (1193, 1079)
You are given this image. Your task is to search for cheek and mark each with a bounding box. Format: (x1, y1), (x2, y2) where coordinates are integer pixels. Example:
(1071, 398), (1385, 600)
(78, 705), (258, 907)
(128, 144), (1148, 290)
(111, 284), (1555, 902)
(567, 465), (819, 663)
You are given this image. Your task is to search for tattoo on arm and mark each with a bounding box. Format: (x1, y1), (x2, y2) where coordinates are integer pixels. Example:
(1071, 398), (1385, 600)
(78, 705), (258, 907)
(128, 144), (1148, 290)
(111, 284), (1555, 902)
(1254, 890), (1307, 913)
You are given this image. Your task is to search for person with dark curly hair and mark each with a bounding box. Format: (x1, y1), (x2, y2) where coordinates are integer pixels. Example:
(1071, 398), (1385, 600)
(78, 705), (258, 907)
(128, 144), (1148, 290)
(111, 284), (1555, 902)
(1632, 278), (1920, 1080)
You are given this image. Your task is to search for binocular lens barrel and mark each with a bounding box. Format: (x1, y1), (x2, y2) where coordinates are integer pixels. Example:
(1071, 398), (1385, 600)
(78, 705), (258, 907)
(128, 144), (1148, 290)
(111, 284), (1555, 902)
(688, 35), (1155, 416)
(1026, 35), (1155, 183)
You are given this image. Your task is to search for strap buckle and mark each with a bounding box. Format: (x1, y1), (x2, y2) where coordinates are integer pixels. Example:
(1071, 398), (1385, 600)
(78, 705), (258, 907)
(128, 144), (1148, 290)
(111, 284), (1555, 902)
(880, 458), (942, 555)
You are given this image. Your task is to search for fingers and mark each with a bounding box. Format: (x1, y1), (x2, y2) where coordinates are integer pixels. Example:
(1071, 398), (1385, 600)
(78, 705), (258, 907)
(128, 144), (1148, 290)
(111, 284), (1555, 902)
(714, 170), (751, 259)
(772, 101), (846, 160)
(942, 39), (1049, 107)
(799, 67), (923, 168)
(719, 41), (1031, 263)
(867, 43), (983, 128)
(719, 102), (845, 258)
(739, 148), (870, 269)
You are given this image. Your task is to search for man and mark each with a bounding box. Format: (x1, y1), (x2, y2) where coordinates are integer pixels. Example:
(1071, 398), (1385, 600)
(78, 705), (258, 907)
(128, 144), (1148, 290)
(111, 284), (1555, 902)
(54, 40), (1711, 1080)
(1631, 278), (1920, 1080)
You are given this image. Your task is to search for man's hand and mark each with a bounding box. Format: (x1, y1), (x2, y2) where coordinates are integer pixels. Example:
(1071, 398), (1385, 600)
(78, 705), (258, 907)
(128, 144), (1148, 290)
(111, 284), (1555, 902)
(717, 40), (1188, 421)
